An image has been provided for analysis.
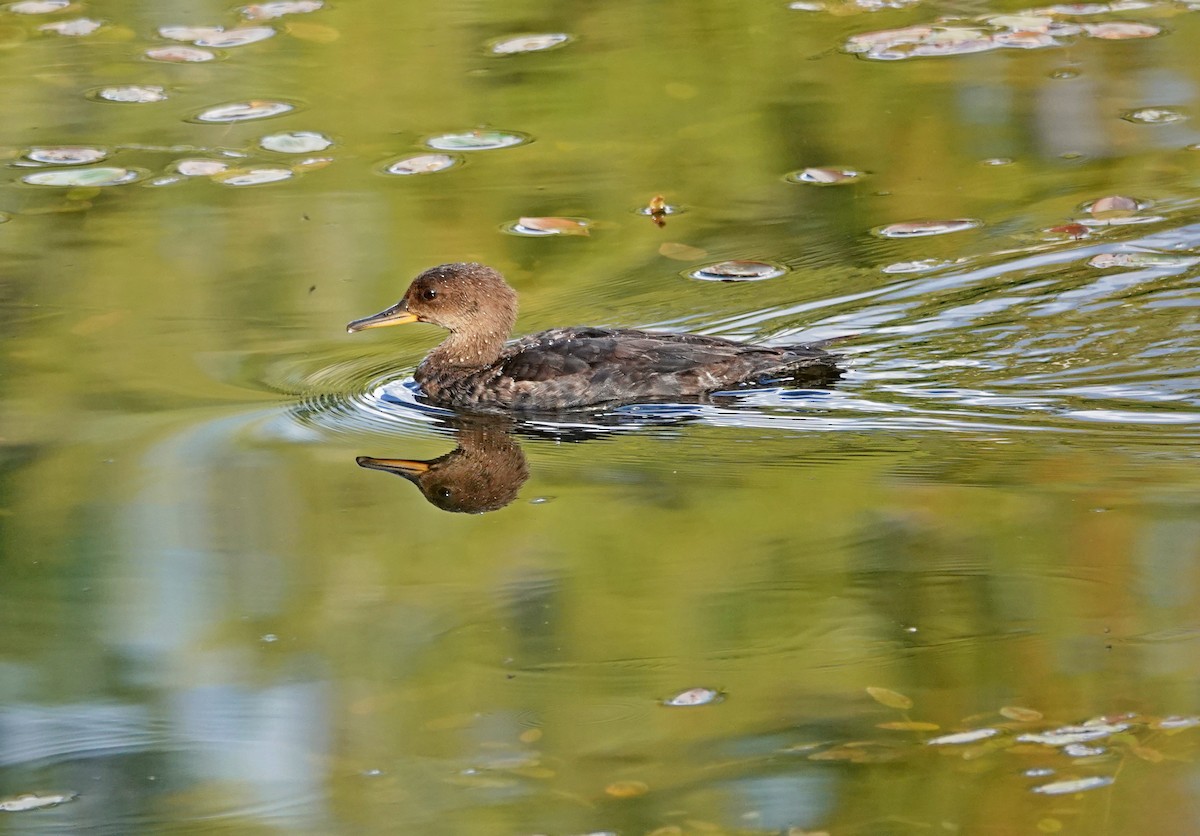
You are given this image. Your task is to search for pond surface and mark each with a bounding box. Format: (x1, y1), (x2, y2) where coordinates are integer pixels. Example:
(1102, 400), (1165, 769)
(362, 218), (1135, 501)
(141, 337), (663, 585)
(2, 0), (1200, 833)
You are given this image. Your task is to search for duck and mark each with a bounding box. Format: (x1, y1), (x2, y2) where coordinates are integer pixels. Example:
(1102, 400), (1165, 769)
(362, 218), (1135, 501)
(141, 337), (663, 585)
(347, 262), (841, 412)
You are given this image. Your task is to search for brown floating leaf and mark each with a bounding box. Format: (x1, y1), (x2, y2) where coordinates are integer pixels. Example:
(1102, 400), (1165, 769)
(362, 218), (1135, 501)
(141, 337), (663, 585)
(866, 686), (913, 710)
(659, 242), (708, 261)
(648, 194), (667, 214)
(1047, 223), (1090, 239)
(517, 216), (590, 236)
(605, 780), (649, 798)
(1001, 706), (1044, 722)
(877, 721), (939, 731)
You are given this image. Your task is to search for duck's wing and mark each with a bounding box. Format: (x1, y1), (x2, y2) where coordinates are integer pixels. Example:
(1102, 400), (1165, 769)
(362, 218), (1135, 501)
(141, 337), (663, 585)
(497, 327), (755, 382)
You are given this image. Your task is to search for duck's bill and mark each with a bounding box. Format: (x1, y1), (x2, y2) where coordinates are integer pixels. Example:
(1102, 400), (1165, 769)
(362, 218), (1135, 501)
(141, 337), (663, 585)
(356, 456), (430, 480)
(346, 304), (419, 333)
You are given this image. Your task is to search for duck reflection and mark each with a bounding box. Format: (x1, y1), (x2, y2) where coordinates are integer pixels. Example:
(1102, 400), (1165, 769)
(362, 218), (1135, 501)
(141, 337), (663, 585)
(357, 421), (529, 514)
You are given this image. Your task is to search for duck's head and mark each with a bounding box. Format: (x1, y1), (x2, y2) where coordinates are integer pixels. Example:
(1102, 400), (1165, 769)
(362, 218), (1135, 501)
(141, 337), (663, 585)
(347, 262), (519, 337)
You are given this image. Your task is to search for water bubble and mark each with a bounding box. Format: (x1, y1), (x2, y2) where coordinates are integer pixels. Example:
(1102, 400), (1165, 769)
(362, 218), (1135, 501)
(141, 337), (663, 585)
(212, 166), (294, 186)
(785, 167), (864, 185)
(424, 129), (530, 151)
(193, 26), (275, 47)
(873, 219), (982, 237)
(503, 216), (591, 237)
(22, 166), (143, 186)
(145, 46), (217, 62)
(173, 158), (230, 176)
(90, 85), (167, 103)
(239, 0), (323, 19)
(7, 0), (70, 12)
(26, 146), (107, 164)
(687, 260), (787, 282)
(488, 33), (571, 55)
(38, 17), (99, 35)
(193, 100), (298, 122)
(260, 130), (332, 153)
(382, 153), (461, 175)
(1122, 107), (1186, 125)
(662, 687), (724, 707)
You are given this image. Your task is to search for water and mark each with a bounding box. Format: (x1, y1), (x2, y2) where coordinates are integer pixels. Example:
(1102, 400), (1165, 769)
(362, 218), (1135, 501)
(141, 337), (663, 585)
(2, 0), (1200, 833)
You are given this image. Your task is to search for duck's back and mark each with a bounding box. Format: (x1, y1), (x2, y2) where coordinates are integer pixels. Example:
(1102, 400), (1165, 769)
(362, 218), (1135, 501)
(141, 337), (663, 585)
(418, 326), (839, 411)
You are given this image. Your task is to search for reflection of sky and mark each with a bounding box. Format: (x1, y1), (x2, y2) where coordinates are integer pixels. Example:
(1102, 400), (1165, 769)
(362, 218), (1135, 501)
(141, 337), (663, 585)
(89, 412), (332, 831)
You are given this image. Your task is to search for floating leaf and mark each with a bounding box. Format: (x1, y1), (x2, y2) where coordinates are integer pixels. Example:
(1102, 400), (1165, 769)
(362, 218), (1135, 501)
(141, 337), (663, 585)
(193, 26), (275, 47)
(1046, 223), (1090, 238)
(26, 146), (107, 165)
(1001, 706), (1044, 722)
(425, 130), (530, 151)
(927, 728), (999, 745)
(786, 167), (864, 185)
(174, 159), (230, 176)
(877, 721), (940, 731)
(145, 45), (216, 62)
(1088, 195), (1139, 214)
(90, 85), (167, 103)
(260, 130), (333, 153)
(193, 100), (297, 122)
(662, 687), (723, 707)
(1088, 252), (1200, 269)
(873, 219), (982, 238)
(659, 242), (708, 261)
(1153, 716), (1200, 730)
(8, 0), (71, 12)
(383, 153), (460, 175)
(212, 167), (294, 186)
(1018, 723), (1129, 747)
(688, 260), (786, 282)
(1031, 776), (1114, 795)
(510, 217), (591, 237)
(158, 25), (226, 41)
(605, 780), (649, 798)
(240, 0), (323, 19)
(489, 33), (571, 55)
(38, 17), (99, 35)
(0, 792), (77, 812)
(518, 728), (542, 744)
(1084, 21), (1159, 39)
(1122, 107), (1186, 125)
(866, 686), (913, 710)
(1063, 743), (1106, 757)
(23, 166), (142, 186)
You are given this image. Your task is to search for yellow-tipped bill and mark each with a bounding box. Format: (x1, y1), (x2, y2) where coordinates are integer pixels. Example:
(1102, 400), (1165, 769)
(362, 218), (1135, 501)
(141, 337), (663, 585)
(346, 303), (420, 333)
(355, 456), (431, 479)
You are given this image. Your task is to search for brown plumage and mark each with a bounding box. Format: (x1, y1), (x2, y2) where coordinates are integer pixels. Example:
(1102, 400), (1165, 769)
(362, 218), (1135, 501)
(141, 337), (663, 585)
(347, 262), (841, 412)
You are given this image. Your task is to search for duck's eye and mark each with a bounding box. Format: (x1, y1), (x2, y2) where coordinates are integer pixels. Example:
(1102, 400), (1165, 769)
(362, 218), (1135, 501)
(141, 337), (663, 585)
(421, 287), (438, 301)
(436, 486), (452, 499)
